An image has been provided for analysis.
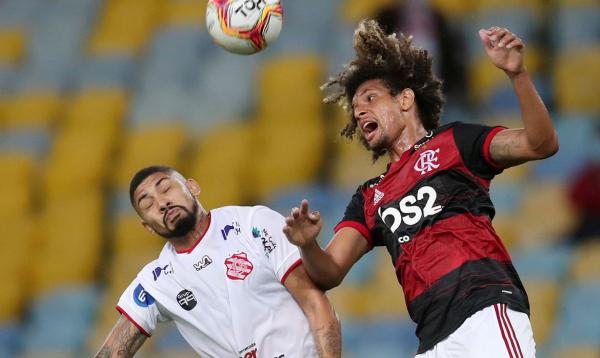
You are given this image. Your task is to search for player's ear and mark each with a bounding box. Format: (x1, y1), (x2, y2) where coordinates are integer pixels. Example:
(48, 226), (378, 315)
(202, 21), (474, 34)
(142, 221), (155, 235)
(399, 88), (416, 111)
(186, 178), (201, 196)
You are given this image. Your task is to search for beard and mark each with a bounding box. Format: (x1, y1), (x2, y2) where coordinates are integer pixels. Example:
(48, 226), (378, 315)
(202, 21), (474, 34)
(157, 201), (199, 238)
(359, 133), (389, 161)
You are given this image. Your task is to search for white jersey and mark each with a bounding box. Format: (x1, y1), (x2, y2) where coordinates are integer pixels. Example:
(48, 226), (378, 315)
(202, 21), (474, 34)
(117, 206), (317, 358)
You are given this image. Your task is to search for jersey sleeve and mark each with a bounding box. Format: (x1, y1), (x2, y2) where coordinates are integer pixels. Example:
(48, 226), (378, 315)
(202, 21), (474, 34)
(249, 206), (303, 284)
(116, 279), (167, 337)
(334, 187), (376, 248)
(452, 122), (507, 179)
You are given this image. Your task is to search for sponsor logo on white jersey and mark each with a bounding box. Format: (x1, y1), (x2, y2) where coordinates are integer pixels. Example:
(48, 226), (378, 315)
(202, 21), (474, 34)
(177, 289), (197, 311)
(193, 255), (213, 271)
(225, 252), (254, 280)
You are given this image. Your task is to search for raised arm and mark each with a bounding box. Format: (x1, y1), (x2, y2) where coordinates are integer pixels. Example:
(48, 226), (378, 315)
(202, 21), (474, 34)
(283, 264), (341, 358)
(283, 200), (369, 290)
(478, 27), (559, 167)
(94, 315), (147, 358)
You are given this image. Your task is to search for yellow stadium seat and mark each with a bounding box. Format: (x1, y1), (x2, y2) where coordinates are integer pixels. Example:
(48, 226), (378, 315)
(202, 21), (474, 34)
(64, 88), (128, 130)
(188, 122), (251, 209)
(44, 127), (116, 199)
(524, 280), (559, 345)
(257, 56), (325, 121)
(2, 91), (62, 129)
(252, 121), (326, 200)
(113, 214), (164, 256)
(328, 284), (371, 318)
(365, 250), (410, 318)
(161, 0), (207, 27)
(469, 48), (541, 103)
(342, 0), (398, 23)
(113, 125), (188, 189)
(491, 213), (519, 249)
(20, 353), (77, 358)
(0, 29), (26, 65)
(0, 220), (35, 320)
(430, 0), (475, 18)
(553, 48), (600, 113)
(551, 346), (600, 358)
(88, 0), (162, 56)
(569, 240), (600, 281)
(473, 0), (543, 11)
(513, 182), (576, 247)
(0, 154), (36, 220)
(32, 193), (104, 294)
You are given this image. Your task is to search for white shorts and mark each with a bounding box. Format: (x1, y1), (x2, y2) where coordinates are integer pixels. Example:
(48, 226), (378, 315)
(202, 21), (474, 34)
(415, 304), (536, 358)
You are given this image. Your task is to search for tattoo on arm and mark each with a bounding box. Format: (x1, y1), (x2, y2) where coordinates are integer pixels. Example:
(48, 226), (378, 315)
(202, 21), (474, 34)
(314, 321), (342, 358)
(94, 316), (147, 358)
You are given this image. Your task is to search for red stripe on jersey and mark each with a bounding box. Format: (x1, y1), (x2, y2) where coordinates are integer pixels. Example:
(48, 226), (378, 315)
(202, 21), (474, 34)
(482, 127), (506, 169)
(395, 213), (512, 303)
(116, 305), (151, 337)
(281, 258), (303, 284)
(334, 220), (373, 248)
(176, 212), (212, 254)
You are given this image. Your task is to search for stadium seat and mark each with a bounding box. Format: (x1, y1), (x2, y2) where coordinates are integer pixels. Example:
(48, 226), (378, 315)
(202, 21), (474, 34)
(64, 88), (128, 129)
(188, 122), (252, 209)
(0, 154), (35, 220)
(2, 91), (63, 129)
(342, 0), (397, 23)
(552, 2), (600, 52)
(21, 285), (100, 356)
(569, 240), (600, 282)
(112, 214), (164, 256)
(0, 28), (26, 65)
(87, 0), (162, 56)
(160, 0), (207, 27)
(0, 0), (39, 28)
(112, 125), (188, 189)
(551, 346), (600, 358)
(552, 48), (600, 113)
(342, 318), (418, 358)
(523, 279), (560, 346)
(511, 244), (573, 282)
(75, 56), (137, 89)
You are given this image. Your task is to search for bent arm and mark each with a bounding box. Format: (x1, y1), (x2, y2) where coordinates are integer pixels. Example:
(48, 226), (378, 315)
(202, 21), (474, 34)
(300, 227), (369, 290)
(489, 70), (559, 167)
(284, 265), (341, 358)
(94, 315), (147, 358)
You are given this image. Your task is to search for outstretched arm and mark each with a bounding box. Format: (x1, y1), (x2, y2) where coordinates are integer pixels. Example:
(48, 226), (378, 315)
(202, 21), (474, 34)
(283, 200), (368, 290)
(478, 27), (559, 167)
(94, 315), (147, 358)
(284, 264), (341, 358)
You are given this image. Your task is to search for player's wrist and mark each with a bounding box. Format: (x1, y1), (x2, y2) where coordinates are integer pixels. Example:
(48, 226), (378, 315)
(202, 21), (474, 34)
(505, 66), (528, 80)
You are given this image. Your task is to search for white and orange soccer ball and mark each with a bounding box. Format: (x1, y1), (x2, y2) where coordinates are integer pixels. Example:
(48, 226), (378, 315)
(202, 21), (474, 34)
(206, 0), (284, 55)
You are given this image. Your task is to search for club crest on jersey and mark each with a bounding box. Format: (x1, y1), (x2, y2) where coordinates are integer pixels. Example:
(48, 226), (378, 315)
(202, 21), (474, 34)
(225, 252), (254, 280)
(194, 255), (213, 271)
(414, 148), (440, 175)
(221, 221), (241, 240)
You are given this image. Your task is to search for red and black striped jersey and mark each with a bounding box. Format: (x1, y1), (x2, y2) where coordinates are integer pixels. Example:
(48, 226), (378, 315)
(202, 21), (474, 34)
(335, 122), (530, 354)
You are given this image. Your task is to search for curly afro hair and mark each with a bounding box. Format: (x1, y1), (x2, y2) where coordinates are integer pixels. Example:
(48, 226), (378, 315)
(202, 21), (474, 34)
(322, 19), (446, 153)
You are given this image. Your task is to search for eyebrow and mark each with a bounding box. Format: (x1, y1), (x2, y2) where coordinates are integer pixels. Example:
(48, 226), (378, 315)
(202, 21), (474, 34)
(136, 176), (170, 206)
(352, 87), (372, 107)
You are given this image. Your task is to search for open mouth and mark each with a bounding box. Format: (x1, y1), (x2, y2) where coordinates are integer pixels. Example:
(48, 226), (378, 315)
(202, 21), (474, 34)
(361, 120), (379, 140)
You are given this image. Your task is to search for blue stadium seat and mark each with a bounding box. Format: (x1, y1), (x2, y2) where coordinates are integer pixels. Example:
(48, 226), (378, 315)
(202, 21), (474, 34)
(155, 323), (196, 354)
(552, 4), (600, 52)
(0, 65), (15, 93)
(549, 282), (600, 350)
(14, 63), (69, 92)
(533, 116), (600, 180)
(490, 182), (524, 214)
(0, 129), (50, 158)
(511, 244), (573, 282)
(75, 56), (136, 89)
(343, 318), (418, 358)
(22, 285), (100, 354)
(0, 322), (22, 358)
(0, 0), (39, 27)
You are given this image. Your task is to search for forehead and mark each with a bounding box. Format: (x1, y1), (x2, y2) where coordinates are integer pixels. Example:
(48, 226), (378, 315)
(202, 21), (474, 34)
(134, 172), (172, 197)
(352, 79), (388, 101)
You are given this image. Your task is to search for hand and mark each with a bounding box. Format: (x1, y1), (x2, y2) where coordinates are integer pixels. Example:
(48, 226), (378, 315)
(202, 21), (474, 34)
(283, 199), (323, 249)
(478, 27), (525, 76)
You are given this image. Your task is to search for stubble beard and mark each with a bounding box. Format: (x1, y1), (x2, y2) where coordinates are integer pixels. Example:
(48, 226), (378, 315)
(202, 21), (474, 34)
(158, 201), (199, 239)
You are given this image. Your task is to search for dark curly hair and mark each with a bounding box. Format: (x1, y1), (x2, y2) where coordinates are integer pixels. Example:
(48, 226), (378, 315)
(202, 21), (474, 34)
(322, 19), (446, 156)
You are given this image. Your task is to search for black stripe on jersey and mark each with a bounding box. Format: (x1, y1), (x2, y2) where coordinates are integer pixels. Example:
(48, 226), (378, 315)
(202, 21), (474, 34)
(409, 258), (530, 354)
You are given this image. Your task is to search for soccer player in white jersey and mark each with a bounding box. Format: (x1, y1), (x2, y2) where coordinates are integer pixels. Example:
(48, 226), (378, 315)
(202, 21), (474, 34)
(94, 166), (341, 358)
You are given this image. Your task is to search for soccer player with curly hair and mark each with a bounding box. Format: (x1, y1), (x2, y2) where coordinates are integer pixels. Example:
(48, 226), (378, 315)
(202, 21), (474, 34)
(284, 20), (558, 357)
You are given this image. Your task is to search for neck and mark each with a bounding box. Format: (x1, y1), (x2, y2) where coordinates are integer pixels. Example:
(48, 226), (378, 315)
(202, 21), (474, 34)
(169, 208), (210, 253)
(387, 117), (428, 162)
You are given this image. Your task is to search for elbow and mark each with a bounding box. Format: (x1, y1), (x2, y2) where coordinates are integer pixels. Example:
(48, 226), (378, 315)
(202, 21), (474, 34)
(533, 131), (559, 159)
(316, 275), (344, 291)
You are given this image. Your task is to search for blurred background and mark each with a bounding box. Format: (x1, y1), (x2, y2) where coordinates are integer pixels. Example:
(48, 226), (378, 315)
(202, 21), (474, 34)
(0, 0), (598, 357)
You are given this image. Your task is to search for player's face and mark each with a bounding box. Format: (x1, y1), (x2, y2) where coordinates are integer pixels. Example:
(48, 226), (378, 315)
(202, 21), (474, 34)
(133, 172), (199, 238)
(352, 79), (405, 154)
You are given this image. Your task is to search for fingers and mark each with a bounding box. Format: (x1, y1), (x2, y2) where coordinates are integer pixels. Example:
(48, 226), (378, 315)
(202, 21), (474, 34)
(308, 210), (321, 223)
(291, 207), (300, 219)
(505, 37), (524, 50)
(300, 199), (309, 215)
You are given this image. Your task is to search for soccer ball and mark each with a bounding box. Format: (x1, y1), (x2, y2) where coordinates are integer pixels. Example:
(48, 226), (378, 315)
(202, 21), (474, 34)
(206, 0), (284, 55)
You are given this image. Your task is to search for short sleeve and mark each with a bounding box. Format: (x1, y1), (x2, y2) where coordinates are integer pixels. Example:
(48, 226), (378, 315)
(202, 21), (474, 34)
(334, 187), (374, 248)
(116, 279), (167, 337)
(249, 206), (302, 284)
(452, 122), (507, 179)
